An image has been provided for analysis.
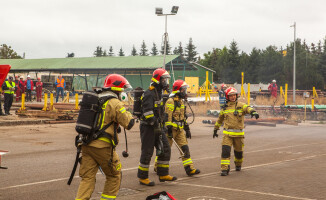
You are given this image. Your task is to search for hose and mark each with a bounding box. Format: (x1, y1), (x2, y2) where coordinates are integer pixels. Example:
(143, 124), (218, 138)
(185, 100), (195, 125)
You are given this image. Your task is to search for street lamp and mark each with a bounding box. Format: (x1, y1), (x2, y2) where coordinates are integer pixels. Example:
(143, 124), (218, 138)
(290, 22), (296, 103)
(155, 6), (179, 69)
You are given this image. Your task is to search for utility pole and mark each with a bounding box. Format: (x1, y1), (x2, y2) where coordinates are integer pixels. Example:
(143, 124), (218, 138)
(290, 22), (296, 103)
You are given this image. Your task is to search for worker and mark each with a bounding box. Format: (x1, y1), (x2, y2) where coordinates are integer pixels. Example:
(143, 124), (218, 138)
(19, 76), (25, 95)
(24, 75), (34, 102)
(218, 84), (227, 109)
(268, 80), (278, 98)
(213, 87), (259, 176)
(75, 74), (135, 200)
(35, 77), (43, 102)
(14, 75), (21, 102)
(2, 76), (15, 115)
(55, 74), (65, 103)
(162, 79), (200, 176)
(138, 68), (177, 186)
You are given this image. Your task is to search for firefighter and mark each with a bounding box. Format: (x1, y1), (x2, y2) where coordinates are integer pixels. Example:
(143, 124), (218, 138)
(138, 68), (177, 186)
(268, 80), (278, 98)
(164, 79), (200, 176)
(35, 77), (43, 102)
(213, 87), (259, 176)
(75, 74), (135, 200)
(14, 75), (21, 102)
(2, 76), (15, 115)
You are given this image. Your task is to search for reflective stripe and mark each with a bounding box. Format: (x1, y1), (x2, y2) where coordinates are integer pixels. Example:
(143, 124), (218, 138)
(139, 163), (150, 168)
(172, 90), (179, 94)
(223, 130), (244, 136)
(234, 157), (243, 163)
(101, 193), (116, 200)
(119, 107), (126, 113)
(116, 163), (121, 171)
(180, 105), (185, 108)
(243, 105), (248, 109)
(98, 137), (115, 146)
(215, 122), (221, 127)
(222, 109), (243, 114)
(157, 164), (169, 168)
(224, 129), (243, 132)
(143, 110), (153, 116)
(157, 160), (169, 165)
(56, 78), (64, 88)
(155, 156), (158, 162)
(138, 166), (149, 171)
(165, 121), (183, 129)
(152, 77), (159, 84)
(221, 160), (230, 165)
(145, 114), (154, 119)
(182, 158), (193, 166)
(97, 100), (116, 145)
(111, 87), (123, 91)
(4, 81), (15, 94)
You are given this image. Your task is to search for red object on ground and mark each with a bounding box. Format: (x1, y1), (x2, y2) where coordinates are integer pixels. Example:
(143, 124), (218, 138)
(0, 65), (11, 87)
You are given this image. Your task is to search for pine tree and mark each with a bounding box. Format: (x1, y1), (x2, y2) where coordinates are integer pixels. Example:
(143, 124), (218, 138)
(131, 45), (138, 56)
(0, 44), (22, 59)
(160, 41), (171, 55)
(151, 43), (159, 56)
(119, 47), (125, 56)
(173, 47), (179, 55)
(185, 38), (198, 61)
(67, 52), (75, 58)
(108, 46), (114, 56)
(93, 46), (103, 57)
(227, 40), (240, 83)
(139, 40), (148, 56)
(103, 50), (108, 57)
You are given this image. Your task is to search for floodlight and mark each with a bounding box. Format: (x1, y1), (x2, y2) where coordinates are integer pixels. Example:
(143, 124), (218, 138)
(171, 6), (179, 14)
(156, 8), (163, 15)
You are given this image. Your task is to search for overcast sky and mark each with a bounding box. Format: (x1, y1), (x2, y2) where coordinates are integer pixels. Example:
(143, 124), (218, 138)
(1, 0), (326, 59)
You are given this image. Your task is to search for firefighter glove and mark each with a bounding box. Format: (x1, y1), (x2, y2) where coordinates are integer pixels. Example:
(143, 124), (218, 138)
(213, 129), (219, 138)
(167, 125), (173, 138)
(116, 126), (121, 133)
(250, 111), (259, 119)
(185, 130), (191, 139)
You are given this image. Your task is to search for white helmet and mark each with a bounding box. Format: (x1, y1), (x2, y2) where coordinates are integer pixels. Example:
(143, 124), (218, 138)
(27, 75), (31, 78)
(272, 80), (276, 83)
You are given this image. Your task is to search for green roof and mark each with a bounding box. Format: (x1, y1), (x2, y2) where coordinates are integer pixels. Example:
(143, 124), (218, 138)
(0, 55), (180, 72)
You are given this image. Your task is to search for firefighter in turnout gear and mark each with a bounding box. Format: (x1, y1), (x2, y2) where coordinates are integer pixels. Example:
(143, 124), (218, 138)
(138, 68), (177, 186)
(213, 87), (259, 176)
(75, 74), (135, 200)
(163, 80), (200, 176)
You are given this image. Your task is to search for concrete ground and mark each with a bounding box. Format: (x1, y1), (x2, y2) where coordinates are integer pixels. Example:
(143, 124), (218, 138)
(0, 116), (325, 200)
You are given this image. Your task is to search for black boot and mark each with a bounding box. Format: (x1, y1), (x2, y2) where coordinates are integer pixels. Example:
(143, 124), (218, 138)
(236, 166), (241, 171)
(221, 170), (229, 176)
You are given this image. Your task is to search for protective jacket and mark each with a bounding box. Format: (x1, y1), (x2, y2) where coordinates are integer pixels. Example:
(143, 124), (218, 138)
(88, 91), (134, 148)
(215, 101), (255, 137)
(2, 81), (15, 94)
(268, 83), (278, 98)
(56, 78), (65, 88)
(165, 97), (187, 130)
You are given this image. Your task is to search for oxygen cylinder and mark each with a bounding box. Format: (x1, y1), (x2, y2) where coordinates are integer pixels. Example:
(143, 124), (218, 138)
(133, 87), (144, 118)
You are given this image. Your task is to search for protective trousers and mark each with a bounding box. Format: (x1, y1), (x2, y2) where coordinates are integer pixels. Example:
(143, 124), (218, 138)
(26, 89), (32, 101)
(138, 123), (171, 179)
(16, 88), (21, 102)
(36, 87), (42, 102)
(76, 145), (121, 200)
(4, 93), (13, 114)
(167, 129), (195, 173)
(221, 134), (244, 171)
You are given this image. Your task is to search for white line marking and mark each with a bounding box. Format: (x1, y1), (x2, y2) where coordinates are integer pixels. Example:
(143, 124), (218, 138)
(174, 182), (316, 200)
(1, 143), (325, 190)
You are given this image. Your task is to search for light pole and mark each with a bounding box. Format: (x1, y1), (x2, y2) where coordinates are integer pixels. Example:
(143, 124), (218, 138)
(290, 22), (296, 103)
(156, 6), (179, 69)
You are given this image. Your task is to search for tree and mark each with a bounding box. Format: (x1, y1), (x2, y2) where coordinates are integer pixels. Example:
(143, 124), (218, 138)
(119, 47), (125, 56)
(185, 38), (198, 61)
(151, 43), (159, 56)
(131, 45), (138, 56)
(139, 40), (148, 56)
(0, 44), (22, 59)
(93, 46), (104, 57)
(67, 52), (75, 58)
(108, 46), (114, 56)
(173, 42), (184, 56)
(160, 41), (171, 55)
(103, 50), (108, 57)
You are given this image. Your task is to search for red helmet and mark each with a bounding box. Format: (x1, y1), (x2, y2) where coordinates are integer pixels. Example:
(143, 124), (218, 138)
(151, 68), (171, 86)
(103, 74), (131, 92)
(221, 84), (227, 90)
(172, 80), (188, 94)
(37, 77), (41, 80)
(225, 87), (238, 100)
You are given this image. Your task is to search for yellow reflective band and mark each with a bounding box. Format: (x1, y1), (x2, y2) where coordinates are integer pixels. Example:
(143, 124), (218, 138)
(166, 104), (174, 107)
(223, 130), (244, 136)
(183, 159), (193, 166)
(116, 163), (121, 171)
(172, 90), (179, 94)
(98, 137), (115, 146)
(154, 104), (158, 107)
(138, 166), (149, 171)
(101, 193), (116, 200)
(155, 156), (158, 162)
(111, 87), (124, 91)
(165, 122), (172, 126)
(234, 157), (243, 162)
(221, 160), (230, 165)
(243, 105), (248, 109)
(145, 114), (154, 119)
(152, 77), (159, 84)
(157, 164), (169, 168)
(215, 122), (221, 127)
(223, 109), (243, 114)
(161, 102), (163, 105)
(181, 105), (185, 108)
(119, 107), (126, 113)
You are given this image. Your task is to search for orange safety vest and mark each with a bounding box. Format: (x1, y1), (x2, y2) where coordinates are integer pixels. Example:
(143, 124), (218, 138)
(56, 78), (65, 88)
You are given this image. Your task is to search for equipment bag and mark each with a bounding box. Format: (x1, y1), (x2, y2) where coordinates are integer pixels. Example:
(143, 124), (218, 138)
(146, 191), (176, 200)
(132, 87), (144, 119)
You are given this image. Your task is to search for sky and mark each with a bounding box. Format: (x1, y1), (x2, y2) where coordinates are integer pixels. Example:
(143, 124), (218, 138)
(1, 0), (326, 59)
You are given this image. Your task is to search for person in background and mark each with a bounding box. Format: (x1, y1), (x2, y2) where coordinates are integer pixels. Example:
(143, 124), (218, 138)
(268, 80), (278, 98)
(218, 84), (227, 109)
(2, 76), (15, 115)
(19, 76), (25, 96)
(24, 75), (34, 102)
(55, 75), (65, 103)
(14, 75), (21, 102)
(35, 77), (43, 102)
